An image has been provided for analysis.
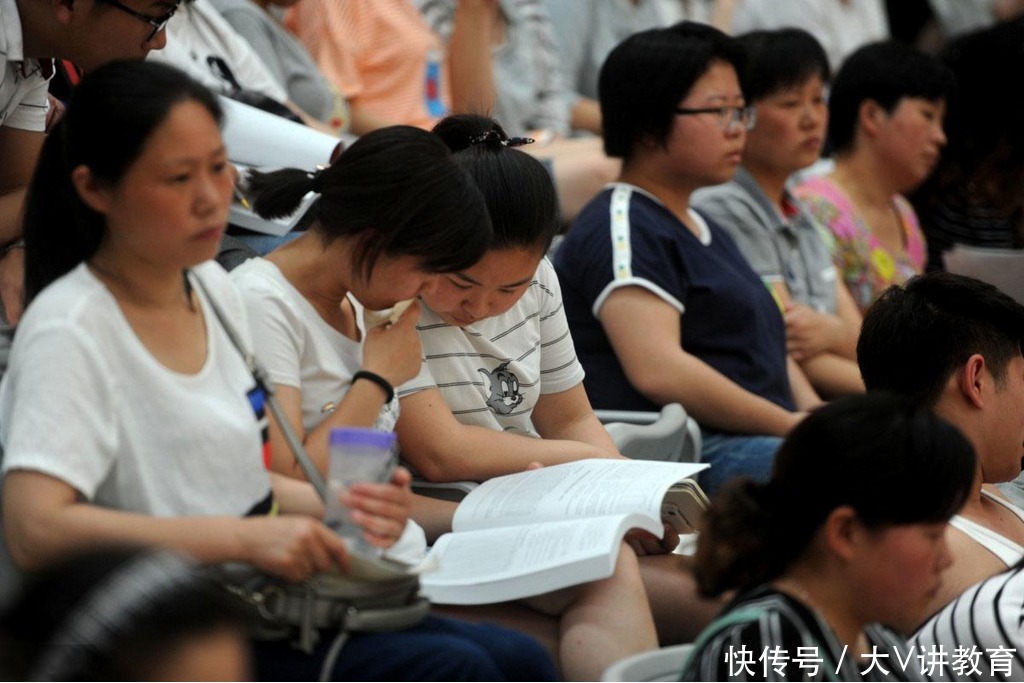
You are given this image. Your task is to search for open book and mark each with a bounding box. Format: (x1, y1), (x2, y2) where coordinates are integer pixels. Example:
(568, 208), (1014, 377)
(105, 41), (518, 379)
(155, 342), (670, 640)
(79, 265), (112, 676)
(417, 459), (708, 605)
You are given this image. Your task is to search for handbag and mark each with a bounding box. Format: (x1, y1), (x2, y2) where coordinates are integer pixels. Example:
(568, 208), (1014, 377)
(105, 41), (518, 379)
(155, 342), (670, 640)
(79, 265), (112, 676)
(192, 273), (430, 676)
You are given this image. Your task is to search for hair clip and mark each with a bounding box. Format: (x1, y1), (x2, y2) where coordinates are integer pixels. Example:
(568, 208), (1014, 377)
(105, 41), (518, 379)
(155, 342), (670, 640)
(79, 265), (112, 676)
(504, 136), (535, 148)
(469, 129), (504, 146)
(469, 129), (536, 148)
(309, 166), (327, 193)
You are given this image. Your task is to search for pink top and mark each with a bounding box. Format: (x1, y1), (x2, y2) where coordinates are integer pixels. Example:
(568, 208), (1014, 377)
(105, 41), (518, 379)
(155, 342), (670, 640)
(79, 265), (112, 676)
(794, 175), (927, 313)
(285, 0), (449, 130)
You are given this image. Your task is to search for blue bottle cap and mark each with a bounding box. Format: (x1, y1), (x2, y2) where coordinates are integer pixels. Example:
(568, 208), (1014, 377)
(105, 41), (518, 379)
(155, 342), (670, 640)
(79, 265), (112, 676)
(329, 427), (396, 450)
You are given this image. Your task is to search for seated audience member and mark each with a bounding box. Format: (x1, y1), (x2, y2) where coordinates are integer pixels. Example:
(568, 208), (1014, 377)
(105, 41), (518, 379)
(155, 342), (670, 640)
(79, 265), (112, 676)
(858, 272), (1024, 618)
(1, 60), (557, 682)
(285, 0), (493, 135)
(150, 0), (333, 133)
(910, 17), (1024, 271)
(793, 41), (954, 313)
(0, 0), (179, 336)
(232, 116), (661, 681)
(541, 0), (669, 136)
(396, 113), (725, 646)
(0, 548), (250, 681)
(730, 0), (890, 71)
(679, 393), (974, 681)
(396, 115), (621, 480)
(693, 28), (864, 398)
(911, 557), (1024, 681)
(554, 22), (821, 497)
(210, 0), (352, 135)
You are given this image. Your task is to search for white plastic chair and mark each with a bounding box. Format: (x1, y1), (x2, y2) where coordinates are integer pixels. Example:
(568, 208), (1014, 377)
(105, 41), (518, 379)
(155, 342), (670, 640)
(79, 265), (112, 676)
(601, 643), (695, 681)
(943, 245), (1024, 305)
(600, 403), (702, 463)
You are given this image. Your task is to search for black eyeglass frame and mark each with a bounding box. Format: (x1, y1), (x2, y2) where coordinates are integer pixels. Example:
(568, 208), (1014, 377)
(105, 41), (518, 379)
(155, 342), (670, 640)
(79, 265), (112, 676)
(98, 0), (180, 43)
(673, 105), (757, 132)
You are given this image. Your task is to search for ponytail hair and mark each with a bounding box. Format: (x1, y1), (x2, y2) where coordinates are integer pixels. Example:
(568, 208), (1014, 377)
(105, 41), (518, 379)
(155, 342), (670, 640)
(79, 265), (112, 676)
(248, 125), (491, 280)
(432, 114), (561, 254)
(23, 61), (221, 304)
(694, 393), (975, 597)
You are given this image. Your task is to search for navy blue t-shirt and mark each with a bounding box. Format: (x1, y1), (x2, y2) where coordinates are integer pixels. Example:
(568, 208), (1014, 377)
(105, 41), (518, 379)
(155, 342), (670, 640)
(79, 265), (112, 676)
(554, 184), (795, 415)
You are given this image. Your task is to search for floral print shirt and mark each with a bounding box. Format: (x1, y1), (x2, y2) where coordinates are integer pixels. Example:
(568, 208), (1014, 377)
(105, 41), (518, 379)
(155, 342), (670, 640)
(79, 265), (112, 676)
(794, 175), (927, 313)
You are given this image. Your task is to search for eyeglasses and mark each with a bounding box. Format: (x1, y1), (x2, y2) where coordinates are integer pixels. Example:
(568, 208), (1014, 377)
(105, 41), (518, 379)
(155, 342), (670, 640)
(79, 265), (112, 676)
(98, 0), (180, 43)
(674, 105), (757, 132)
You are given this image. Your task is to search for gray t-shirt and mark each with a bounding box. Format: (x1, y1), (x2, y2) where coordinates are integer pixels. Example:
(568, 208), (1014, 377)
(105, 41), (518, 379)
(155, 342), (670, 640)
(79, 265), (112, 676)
(210, 0), (343, 126)
(692, 167), (838, 314)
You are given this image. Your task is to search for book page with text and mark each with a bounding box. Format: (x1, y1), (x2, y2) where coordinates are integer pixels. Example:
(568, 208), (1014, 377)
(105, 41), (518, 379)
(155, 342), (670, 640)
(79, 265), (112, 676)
(452, 459), (707, 532)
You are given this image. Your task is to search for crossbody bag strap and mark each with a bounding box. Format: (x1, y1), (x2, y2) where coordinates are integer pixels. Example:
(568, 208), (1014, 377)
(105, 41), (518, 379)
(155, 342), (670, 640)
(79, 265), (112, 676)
(190, 271), (331, 502)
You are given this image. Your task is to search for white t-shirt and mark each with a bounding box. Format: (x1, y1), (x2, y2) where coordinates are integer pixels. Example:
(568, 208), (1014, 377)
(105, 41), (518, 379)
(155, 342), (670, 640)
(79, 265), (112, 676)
(149, 0), (288, 102)
(0, 262), (272, 517)
(230, 258), (400, 433)
(0, 0), (50, 131)
(231, 258), (425, 563)
(400, 258), (584, 437)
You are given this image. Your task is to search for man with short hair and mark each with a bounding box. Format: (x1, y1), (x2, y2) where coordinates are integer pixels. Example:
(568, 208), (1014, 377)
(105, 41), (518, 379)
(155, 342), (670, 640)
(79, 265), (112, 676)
(0, 0), (179, 327)
(858, 271), (1024, 617)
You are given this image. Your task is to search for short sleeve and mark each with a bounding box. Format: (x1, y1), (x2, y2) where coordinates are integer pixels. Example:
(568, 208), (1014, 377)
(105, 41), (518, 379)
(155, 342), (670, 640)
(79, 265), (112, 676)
(235, 275), (305, 390)
(536, 259), (584, 394)
(692, 188), (785, 282)
(2, 73), (49, 132)
(217, 6), (288, 87)
(0, 323), (119, 499)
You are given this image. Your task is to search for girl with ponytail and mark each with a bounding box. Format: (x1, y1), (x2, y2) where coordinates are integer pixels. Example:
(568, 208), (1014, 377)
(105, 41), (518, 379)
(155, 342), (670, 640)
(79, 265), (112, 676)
(681, 393), (975, 681)
(3, 61), (557, 682)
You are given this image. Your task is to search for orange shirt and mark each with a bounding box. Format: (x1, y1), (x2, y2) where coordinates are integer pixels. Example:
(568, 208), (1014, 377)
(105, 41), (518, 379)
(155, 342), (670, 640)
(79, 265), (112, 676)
(286, 0), (449, 129)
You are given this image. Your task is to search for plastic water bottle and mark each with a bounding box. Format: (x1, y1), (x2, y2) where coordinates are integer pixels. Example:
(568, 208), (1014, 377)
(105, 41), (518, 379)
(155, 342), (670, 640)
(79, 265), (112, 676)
(323, 427), (397, 556)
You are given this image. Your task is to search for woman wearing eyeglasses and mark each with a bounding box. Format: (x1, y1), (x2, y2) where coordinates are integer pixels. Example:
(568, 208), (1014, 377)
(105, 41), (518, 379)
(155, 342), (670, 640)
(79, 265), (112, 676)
(553, 22), (821, 498)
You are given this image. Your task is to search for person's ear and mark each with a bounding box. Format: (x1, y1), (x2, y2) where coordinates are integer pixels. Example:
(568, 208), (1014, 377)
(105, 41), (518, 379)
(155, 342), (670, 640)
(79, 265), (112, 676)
(70, 165), (113, 215)
(53, 0), (77, 27)
(822, 504), (860, 562)
(957, 353), (988, 409)
(857, 99), (887, 139)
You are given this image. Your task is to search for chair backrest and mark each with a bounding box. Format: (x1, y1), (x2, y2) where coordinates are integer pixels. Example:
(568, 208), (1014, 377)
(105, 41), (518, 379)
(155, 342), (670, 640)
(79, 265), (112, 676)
(601, 643), (695, 682)
(943, 245), (1024, 305)
(602, 403), (702, 463)
(410, 479), (478, 503)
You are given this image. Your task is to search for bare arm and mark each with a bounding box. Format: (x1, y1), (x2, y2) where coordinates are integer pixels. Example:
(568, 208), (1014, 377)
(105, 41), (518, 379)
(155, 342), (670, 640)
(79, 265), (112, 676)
(532, 383), (618, 454)
(396, 387), (620, 482)
(445, 0), (498, 116)
(786, 355), (823, 412)
(600, 287), (802, 437)
(3, 470), (349, 580)
(0, 127), (45, 324)
(266, 302), (423, 478)
(798, 352), (865, 397)
(569, 97), (603, 136)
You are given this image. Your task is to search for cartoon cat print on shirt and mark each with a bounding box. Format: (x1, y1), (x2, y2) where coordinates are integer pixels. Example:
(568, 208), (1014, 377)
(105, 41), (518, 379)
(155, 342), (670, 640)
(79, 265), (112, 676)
(478, 361), (524, 415)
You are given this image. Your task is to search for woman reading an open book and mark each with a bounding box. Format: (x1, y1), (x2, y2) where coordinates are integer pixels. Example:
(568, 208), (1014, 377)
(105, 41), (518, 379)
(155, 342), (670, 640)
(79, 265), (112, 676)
(234, 113), (661, 680)
(391, 113), (725, 645)
(679, 393), (976, 681)
(1, 61), (558, 682)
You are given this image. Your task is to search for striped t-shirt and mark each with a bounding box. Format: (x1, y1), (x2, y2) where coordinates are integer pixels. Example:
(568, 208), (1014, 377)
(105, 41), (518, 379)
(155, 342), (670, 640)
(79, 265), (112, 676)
(680, 586), (921, 681)
(911, 564), (1024, 681)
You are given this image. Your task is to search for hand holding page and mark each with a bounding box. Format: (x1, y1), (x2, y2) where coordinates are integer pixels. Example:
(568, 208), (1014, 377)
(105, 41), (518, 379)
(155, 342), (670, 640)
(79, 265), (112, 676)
(418, 459), (709, 605)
